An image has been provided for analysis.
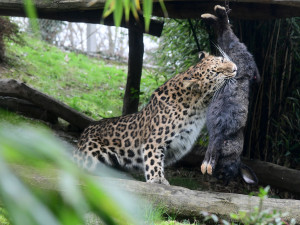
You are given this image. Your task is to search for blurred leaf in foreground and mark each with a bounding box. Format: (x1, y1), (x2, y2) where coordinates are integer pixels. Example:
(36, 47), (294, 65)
(0, 123), (144, 225)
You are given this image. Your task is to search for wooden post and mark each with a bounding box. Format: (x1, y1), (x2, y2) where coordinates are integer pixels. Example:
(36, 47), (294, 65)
(122, 28), (144, 115)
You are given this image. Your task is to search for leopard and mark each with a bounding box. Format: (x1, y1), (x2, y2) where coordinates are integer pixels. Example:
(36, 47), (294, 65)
(73, 51), (237, 185)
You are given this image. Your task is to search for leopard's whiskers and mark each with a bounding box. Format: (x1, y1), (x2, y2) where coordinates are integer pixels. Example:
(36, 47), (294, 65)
(212, 79), (228, 101)
(212, 42), (231, 61)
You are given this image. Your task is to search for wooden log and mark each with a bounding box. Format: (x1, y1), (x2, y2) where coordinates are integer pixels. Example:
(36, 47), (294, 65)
(174, 146), (300, 195)
(0, 96), (58, 124)
(0, 79), (94, 130)
(243, 158), (300, 195)
(110, 179), (300, 222)
(11, 164), (300, 222)
(122, 28), (144, 115)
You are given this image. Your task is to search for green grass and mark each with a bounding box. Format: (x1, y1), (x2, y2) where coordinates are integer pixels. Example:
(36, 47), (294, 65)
(2, 34), (165, 120)
(0, 109), (48, 127)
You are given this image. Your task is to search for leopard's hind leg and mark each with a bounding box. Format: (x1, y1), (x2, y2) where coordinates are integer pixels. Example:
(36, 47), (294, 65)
(74, 140), (122, 172)
(142, 143), (170, 185)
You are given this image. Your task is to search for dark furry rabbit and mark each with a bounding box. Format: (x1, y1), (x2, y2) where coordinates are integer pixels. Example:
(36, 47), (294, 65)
(200, 5), (260, 184)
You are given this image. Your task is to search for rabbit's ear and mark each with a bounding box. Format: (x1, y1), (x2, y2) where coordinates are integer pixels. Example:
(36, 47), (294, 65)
(240, 163), (258, 184)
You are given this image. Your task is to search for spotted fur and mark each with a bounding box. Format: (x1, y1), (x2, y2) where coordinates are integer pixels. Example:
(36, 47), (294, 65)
(73, 52), (237, 185)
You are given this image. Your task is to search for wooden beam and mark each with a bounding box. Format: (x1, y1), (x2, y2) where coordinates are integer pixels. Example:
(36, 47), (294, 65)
(0, 2), (164, 37)
(122, 28), (144, 115)
(0, 0), (299, 23)
(151, 1), (300, 19)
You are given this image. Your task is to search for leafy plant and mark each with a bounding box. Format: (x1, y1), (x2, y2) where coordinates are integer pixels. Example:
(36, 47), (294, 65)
(0, 123), (144, 225)
(101, 0), (167, 31)
(23, 0), (39, 36)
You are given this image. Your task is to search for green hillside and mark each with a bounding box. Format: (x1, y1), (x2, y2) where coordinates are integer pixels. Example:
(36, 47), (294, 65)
(0, 35), (165, 123)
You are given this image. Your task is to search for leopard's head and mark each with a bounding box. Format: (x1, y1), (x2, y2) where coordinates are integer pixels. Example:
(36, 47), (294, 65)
(184, 51), (237, 102)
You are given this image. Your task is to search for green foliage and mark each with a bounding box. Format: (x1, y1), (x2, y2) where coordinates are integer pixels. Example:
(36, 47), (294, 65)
(0, 207), (10, 225)
(152, 19), (210, 80)
(0, 109), (46, 127)
(202, 186), (296, 225)
(23, 0), (39, 37)
(144, 204), (166, 224)
(102, 0), (166, 31)
(0, 17), (23, 62)
(0, 123), (144, 225)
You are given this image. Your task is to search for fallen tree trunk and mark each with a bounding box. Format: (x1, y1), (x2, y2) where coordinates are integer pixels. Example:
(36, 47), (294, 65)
(175, 145), (300, 195)
(0, 79), (94, 130)
(0, 96), (58, 124)
(243, 158), (300, 195)
(12, 164), (300, 222)
(110, 179), (300, 222)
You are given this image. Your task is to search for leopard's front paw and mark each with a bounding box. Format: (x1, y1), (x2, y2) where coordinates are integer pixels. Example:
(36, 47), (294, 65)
(148, 177), (170, 185)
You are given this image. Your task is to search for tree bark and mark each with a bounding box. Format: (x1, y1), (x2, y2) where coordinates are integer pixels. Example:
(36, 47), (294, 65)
(122, 28), (144, 115)
(0, 96), (58, 124)
(11, 164), (300, 222)
(0, 79), (94, 130)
